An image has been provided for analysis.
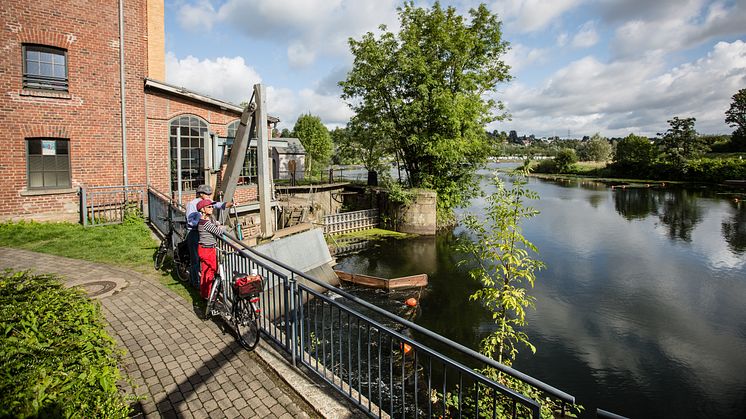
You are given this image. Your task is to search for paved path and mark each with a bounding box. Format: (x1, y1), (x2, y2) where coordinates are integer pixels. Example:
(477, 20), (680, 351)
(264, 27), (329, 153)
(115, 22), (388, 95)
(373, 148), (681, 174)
(0, 247), (321, 418)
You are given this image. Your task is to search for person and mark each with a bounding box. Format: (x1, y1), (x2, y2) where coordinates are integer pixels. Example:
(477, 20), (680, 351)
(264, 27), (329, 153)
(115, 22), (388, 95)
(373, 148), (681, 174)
(185, 185), (233, 288)
(196, 199), (227, 300)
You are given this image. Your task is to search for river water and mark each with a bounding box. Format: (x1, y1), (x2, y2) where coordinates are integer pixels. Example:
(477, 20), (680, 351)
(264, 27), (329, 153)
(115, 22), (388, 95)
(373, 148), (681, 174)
(334, 163), (746, 418)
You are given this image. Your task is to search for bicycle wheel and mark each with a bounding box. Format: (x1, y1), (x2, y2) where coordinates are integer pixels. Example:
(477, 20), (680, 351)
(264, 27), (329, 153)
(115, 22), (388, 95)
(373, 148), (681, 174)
(205, 278), (222, 319)
(154, 242), (167, 270)
(234, 298), (260, 351)
(174, 256), (190, 282)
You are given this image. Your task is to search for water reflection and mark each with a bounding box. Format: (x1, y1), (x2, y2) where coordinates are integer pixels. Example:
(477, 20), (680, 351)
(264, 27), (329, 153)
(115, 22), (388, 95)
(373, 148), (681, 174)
(336, 169), (746, 418)
(656, 189), (703, 242)
(613, 188), (659, 220)
(722, 200), (746, 252)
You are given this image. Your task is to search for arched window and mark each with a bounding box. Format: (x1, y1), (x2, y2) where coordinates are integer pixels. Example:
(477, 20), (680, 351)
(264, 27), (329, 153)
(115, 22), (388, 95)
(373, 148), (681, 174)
(226, 120), (258, 185)
(170, 115), (207, 192)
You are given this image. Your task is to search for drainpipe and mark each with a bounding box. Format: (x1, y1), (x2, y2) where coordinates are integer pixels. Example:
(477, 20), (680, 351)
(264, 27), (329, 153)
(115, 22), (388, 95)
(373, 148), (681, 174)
(118, 0), (128, 186)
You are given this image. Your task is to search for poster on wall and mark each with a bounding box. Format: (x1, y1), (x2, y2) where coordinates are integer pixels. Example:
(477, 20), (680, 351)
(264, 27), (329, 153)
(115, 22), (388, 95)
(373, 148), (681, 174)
(41, 140), (56, 155)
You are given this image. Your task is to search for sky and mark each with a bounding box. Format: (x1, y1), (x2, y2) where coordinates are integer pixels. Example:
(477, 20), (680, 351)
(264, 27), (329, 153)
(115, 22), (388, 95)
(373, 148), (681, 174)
(164, 0), (746, 139)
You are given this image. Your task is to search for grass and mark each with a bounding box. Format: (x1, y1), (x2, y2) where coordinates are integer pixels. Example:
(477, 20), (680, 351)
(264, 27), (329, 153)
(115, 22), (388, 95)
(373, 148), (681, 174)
(0, 216), (199, 302)
(327, 227), (415, 245)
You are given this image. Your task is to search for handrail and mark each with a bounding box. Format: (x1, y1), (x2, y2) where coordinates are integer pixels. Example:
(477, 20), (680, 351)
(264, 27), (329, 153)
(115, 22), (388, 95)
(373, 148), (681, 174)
(222, 231), (576, 404)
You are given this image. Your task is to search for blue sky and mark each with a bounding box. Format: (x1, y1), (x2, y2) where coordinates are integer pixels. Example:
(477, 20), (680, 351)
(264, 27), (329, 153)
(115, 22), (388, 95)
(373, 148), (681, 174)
(164, 0), (746, 138)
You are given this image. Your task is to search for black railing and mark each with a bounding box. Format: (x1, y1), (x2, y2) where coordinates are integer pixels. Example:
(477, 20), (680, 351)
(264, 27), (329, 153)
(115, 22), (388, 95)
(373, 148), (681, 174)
(146, 187), (624, 418)
(210, 230), (575, 418)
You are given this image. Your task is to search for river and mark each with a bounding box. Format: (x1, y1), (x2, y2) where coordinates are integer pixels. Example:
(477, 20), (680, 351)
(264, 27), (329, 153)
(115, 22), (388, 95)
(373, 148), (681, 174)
(334, 163), (746, 418)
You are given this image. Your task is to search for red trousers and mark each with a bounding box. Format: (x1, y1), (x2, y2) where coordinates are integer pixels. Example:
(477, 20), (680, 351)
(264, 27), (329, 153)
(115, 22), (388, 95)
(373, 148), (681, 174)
(198, 245), (217, 300)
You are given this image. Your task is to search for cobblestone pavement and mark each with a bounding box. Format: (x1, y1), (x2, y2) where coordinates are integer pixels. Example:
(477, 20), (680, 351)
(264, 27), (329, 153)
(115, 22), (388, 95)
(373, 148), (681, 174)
(0, 247), (319, 418)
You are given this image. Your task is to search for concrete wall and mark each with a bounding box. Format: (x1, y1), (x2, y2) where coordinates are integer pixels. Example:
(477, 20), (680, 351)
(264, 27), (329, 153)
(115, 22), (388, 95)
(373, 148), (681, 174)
(396, 190), (437, 235)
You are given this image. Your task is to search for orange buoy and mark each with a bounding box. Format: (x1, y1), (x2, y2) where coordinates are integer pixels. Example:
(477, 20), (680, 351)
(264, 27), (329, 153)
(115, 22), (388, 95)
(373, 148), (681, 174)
(405, 298), (418, 307)
(400, 343), (413, 354)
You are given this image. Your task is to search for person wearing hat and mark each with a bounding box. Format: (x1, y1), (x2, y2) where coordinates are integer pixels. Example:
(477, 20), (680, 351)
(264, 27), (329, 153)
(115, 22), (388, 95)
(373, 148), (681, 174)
(196, 198), (227, 300)
(186, 185), (233, 288)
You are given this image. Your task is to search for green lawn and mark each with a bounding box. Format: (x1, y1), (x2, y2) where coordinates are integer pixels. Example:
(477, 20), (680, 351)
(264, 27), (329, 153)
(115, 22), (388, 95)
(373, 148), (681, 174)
(0, 217), (199, 301)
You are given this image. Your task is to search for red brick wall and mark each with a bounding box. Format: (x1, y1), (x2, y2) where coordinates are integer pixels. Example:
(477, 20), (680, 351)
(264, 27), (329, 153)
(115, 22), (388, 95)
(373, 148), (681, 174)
(145, 90), (259, 207)
(0, 0), (148, 221)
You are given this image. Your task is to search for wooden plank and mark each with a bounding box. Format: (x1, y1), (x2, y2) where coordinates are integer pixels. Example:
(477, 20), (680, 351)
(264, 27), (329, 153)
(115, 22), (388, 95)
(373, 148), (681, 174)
(335, 270), (428, 290)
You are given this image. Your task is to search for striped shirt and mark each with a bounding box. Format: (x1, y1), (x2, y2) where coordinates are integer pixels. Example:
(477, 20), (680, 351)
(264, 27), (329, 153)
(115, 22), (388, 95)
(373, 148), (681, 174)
(198, 218), (226, 247)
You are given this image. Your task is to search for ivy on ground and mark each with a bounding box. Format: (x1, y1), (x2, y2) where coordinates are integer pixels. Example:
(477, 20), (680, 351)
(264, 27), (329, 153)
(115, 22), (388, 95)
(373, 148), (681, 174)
(0, 270), (133, 418)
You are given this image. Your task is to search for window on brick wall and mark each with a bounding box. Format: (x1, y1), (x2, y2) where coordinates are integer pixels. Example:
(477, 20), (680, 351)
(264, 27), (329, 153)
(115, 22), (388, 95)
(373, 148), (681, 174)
(170, 115), (207, 192)
(27, 138), (71, 189)
(23, 45), (68, 91)
(226, 120), (258, 185)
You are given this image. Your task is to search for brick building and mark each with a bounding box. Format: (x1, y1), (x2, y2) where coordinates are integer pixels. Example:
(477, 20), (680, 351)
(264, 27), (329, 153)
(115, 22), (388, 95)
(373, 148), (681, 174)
(1, 0), (278, 223)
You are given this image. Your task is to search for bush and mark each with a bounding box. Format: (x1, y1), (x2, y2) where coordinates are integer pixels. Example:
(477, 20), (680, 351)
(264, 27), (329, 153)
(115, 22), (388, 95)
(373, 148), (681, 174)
(0, 270), (133, 418)
(553, 149), (577, 173)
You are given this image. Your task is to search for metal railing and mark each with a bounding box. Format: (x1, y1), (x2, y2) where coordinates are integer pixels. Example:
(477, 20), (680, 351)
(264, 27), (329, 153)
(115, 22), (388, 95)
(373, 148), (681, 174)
(80, 184), (145, 227)
(324, 209), (379, 235)
(208, 230), (576, 418)
(146, 187), (625, 418)
(147, 188), (187, 243)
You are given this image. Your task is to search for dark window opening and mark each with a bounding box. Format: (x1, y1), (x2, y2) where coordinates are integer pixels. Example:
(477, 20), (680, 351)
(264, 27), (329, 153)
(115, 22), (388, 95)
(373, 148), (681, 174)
(23, 45), (68, 91)
(27, 138), (71, 189)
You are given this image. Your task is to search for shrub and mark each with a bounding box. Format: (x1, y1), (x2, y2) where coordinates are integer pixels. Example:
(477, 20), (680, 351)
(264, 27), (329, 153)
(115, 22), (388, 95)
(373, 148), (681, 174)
(0, 270), (133, 418)
(553, 149), (577, 173)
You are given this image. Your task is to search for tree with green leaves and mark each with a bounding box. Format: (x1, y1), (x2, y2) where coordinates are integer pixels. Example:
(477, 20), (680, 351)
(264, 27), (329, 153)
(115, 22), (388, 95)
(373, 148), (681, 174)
(658, 117), (708, 164)
(725, 88), (746, 150)
(455, 171), (577, 417)
(340, 1), (512, 224)
(459, 171), (543, 365)
(613, 133), (656, 169)
(580, 133), (612, 162)
(292, 113), (332, 176)
(553, 148), (577, 173)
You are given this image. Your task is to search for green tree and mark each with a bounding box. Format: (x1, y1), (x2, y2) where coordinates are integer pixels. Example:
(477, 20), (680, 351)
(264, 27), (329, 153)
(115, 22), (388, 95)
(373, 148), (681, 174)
(292, 113), (332, 176)
(613, 133), (656, 168)
(459, 172), (543, 365)
(580, 133), (612, 162)
(658, 116), (708, 164)
(725, 88), (746, 150)
(280, 128), (292, 138)
(455, 172), (577, 418)
(340, 1), (512, 224)
(553, 148), (577, 173)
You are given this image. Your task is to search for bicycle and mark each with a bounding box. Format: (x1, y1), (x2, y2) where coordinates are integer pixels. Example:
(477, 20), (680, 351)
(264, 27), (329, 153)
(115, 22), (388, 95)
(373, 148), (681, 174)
(154, 212), (190, 282)
(204, 248), (262, 351)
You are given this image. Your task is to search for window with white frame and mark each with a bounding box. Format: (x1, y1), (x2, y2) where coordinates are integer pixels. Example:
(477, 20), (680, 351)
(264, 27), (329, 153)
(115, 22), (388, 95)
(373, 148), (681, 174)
(23, 45), (68, 91)
(170, 115), (207, 192)
(27, 138), (71, 189)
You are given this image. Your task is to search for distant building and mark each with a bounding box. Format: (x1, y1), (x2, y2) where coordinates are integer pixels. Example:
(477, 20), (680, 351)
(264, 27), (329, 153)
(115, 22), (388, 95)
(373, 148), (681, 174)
(272, 138), (306, 180)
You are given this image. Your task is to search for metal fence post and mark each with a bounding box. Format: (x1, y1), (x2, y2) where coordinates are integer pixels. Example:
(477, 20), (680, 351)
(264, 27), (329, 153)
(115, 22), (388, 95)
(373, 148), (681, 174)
(80, 186), (87, 227)
(289, 272), (298, 367)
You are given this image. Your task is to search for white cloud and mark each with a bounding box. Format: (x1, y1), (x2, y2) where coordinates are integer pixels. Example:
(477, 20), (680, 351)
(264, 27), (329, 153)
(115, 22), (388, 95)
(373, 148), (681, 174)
(165, 52), (262, 105)
(166, 52), (353, 128)
(504, 44), (549, 73)
(490, 0), (585, 32)
(571, 21), (599, 48)
(176, 0), (217, 32)
(497, 40), (746, 137)
(556, 32), (569, 47)
(175, 0), (399, 68)
(610, 0), (746, 58)
(265, 86), (353, 129)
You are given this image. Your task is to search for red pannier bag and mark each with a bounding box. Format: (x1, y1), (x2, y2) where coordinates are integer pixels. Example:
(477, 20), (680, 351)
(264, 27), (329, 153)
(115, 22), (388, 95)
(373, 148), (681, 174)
(234, 271), (263, 298)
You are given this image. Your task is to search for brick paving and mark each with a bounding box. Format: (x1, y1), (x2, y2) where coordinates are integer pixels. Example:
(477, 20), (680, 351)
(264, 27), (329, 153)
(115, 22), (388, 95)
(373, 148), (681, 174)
(0, 247), (319, 418)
